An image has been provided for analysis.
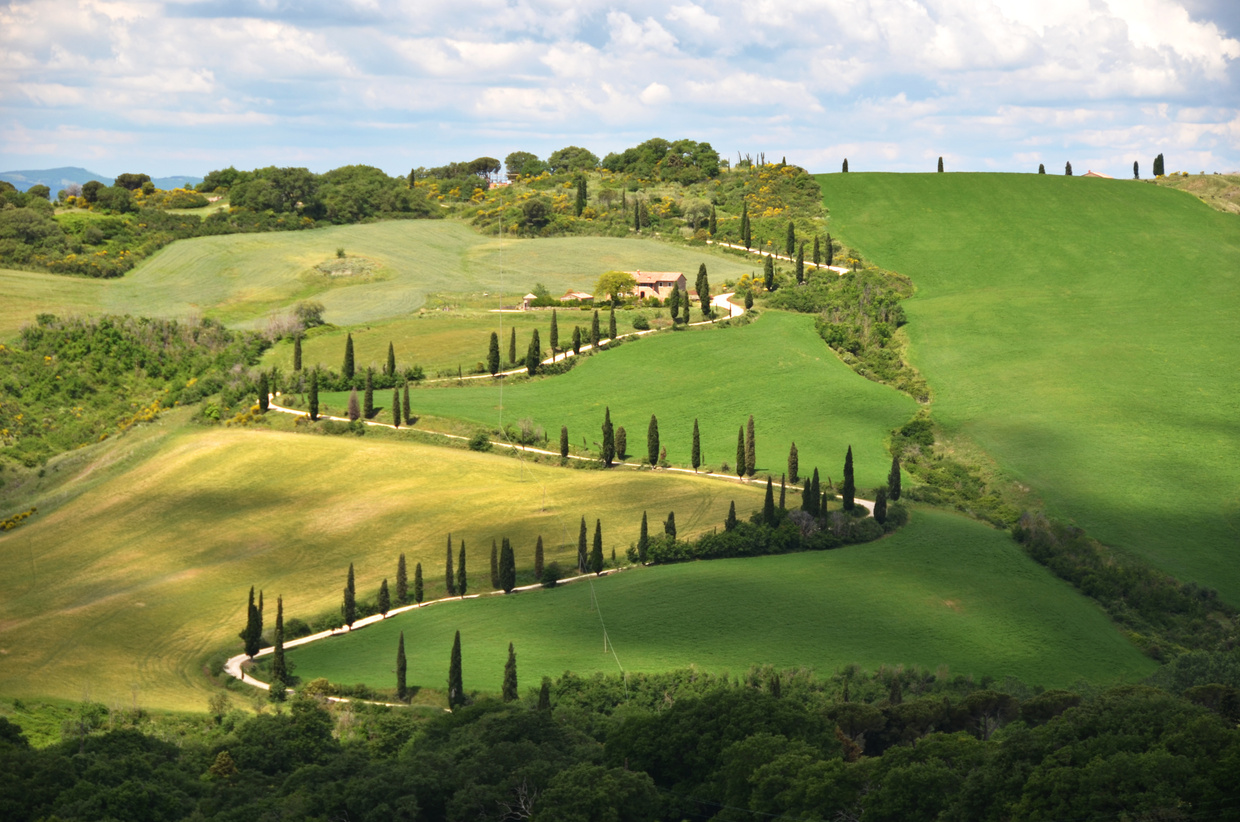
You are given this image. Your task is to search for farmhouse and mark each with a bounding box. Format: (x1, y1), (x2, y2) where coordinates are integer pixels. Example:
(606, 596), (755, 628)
(630, 271), (687, 300)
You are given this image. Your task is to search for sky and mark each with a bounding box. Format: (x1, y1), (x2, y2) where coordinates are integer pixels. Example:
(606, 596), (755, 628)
(1, 0), (1238, 178)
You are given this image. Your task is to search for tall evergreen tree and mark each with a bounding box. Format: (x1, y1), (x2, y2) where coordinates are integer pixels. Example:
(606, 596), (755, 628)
(745, 290), (753, 310)
(396, 553), (408, 605)
(1038, 163), (1046, 174)
(602, 407), (615, 467)
(1065, 161), (1073, 176)
(763, 254), (775, 291)
(873, 487), (888, 525)
(534, 535), (545, 578)
(342, 563), (357, 627)
(414, 562), (424, 604)
(509, 327), (517, 364)
(270, 595), (287, 700)
(609, 307), (617, 339)
(746, 415), (756, 476)
(549, 309), (559, 356)
(258, 590), (263, 632)
(709, 205), (717, 236)
(257, 371), (269, 412)
(386, 342), (396, 377)
(364, 368), (374, 419)
(938, 156), (944, 173)
(572, 326), (582, 355)
(810, 468), (821, 517)
(736, 426), (747, 478)
(538, 677), (551, 710)
(500, 537), (515, 592)
(445, 534), (456, 596)
(378, 578), (391, 616)
(842, 446), (856, 511)
(1133, 160), (1140, 180)
(633, 199), (641, 232)
(503, 642), (519, 701)
(616, 426), (627, 459)
(457, 541), (467, 596)
(308, 369), (319, 421)
(779, 474), (786, 509)
(788, 441), (799, 483)
(1153, 153), (1165, 176)
(691, 418), (701, 471)
(590, 311), (600, 348)
(637, 511), (649, 563)
(669, 286), (681, 322)
(785, 221), (796, 257)
(403, 382), (411, 423)
(242, 586), (260, 658)
(575, 176), (586, 216)
(826, 233), (834, 266)
(490, 539), (500, 589)
(801, 478), (813, 514)
(343, 333), (355, 380)
(577, 517), (588, 573)
(842, 158), (849, 172)
(488, 331), (500, 375)
(525, 329), (541, 376)
(812, 235), (821, 267)
(560, 425), (569, 459)
(741, 201), (752, 249)
(396, 631), (407, 701)
(347, 388), (360, 421)
(647, 415), (660, 466)
(725, 501), (737, 531)
(392, 389), (401, 427)
(888, 455), (902, 501)
(664, 511), (677, 540)
(293, 335), (302, 372)
(795, 244), (805, 284)
(698, 265), (711, 316)
(590, 519), (604, 575)
(447, 630), (464, 709)
(763, 478), (776, 525)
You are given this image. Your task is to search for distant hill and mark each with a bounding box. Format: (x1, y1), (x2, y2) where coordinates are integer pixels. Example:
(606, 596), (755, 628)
(0, 167), (201, 192)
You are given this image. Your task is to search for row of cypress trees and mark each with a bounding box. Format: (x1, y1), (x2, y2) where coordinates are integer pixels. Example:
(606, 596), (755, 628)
(408, 630), (536, 708)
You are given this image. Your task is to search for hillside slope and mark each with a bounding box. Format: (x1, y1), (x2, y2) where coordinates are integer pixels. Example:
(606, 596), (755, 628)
(820, 172), (1240, 602)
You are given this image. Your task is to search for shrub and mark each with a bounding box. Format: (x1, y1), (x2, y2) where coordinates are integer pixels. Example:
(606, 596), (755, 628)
(541, 561), (563, 588)
(632, 315), (650, 330)
(468, 430), (492, 451)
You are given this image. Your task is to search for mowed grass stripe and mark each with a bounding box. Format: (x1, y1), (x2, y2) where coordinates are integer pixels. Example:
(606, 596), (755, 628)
(288, 508), (1156, 693)
(820, 172), (1240, 602)
(324, 311), (919, 492)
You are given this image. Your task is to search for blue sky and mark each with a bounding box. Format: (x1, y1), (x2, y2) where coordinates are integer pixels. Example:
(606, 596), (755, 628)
(1, 0), (1237, 178)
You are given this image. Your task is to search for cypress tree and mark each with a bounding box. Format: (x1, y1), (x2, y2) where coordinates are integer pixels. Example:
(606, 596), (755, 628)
(534, 535), (545, 578)
(801, 478), (812, 514)
(725, 501), (737, 531)
(447, 630), (464, 709)
(826, 233), (834, 266)
(842, 158), (849, 173)
(509, 327), (517, 364)
(257, 371), (269, 412)
(709, 205), (717, 235)
(378, 578), (391, 616)
(343, 333), (355, 380)
(763, 477), (776, 525)
(392, 389), (401, 427)
(669, 286), (680, 322)
(788, 441), (799, 483)
(386, 342), (396, 377)
(550, 309), (559, 356)
(779, 474), (786, 509)
(293, 335), (302, 372)
(396, 631), (407, 701)
(503, 642), (519, 701)
(457, 542), (467, 596)
(664, 511), (677, 540)
(259, 590), (263, 635)
(308, 369), (319, 421)
(812, 235), (821, 267)
(785, 221), (796, 257)
(445, 534), (456, 596)
(746, 415), (756, 476)
(270, 595), (287, 700)
(575, 176), (586, 216)
(741, 201), (751, 249)
(795, 244), (804, 284)
(403, 382), (411, 423)
(736, 426), (746, 478)
(637, 511), (649, 562)
(347, 387), (360, 421)
(937, 156), (944, 173)
(633, 199), (641, 232)
(1038, 163), (1046, 174)
(590, 519), (604, 575)
(745, 290), (753, 310)
(572, 326), (581, 355)
(1153, 153), (1165, 176)
(1133, 160), (1139, 180)
(763, 254), (775, 291)
(396, 553), (408, 604)
(691, 418), (701, 471)
(842, 446), (856, 511)
(490, 539), (500, 589)
(1065, 161), (1073, 176)
(698, 265), (710, 316)
(487, 331), (500, 375)
(342, 563), (357, 627)
(525, 329), (541, 376)
(538, 677), (551, 710)
(647, 415), (660, 466)
(873, 486), (888, 525)
(590, 311), (600, 348)
(500, 537), (515, 592)
(242, 586), (260, 658)
(602, 407), (615, 467)
(888, 455), (902, 501)
(810, 468), (821, 517)
(577, 517), (588, 574)
(609, 307), (617, 339)
(616, 426), (627, 459)
(414, 562), (424, 604)
(364, 368), (374, 419)
(560, 425), (569, 459)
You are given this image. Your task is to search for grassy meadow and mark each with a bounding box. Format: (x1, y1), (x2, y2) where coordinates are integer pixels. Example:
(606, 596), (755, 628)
(322, 311), (919, 491)
(287, 507), (1157, 695)
(820, 172), (1240, 602)
(0, 419), (750, 711)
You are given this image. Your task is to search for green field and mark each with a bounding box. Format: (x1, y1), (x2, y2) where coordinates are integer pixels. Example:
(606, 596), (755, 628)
(287, 508), (1156, 694)
(821, 173), (1240, 602)
(323, 311), (919, 491)
(0, 221), (762, 339)
(0, 419), (748, 710)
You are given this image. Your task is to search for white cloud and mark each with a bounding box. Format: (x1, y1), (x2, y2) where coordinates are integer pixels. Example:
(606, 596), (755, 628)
(639, 81), (671, 105)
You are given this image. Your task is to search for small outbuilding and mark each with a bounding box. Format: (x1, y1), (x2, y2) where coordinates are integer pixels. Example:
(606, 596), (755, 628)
(521, 293), (538, 310)
(559, 290), (593, 303)
(630, 271), (687, 300)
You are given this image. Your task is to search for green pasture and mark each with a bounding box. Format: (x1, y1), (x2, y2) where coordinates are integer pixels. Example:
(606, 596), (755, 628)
(820, 172), (1240, 602)
(0, 268), (107, 340)
(0, 421), (745, 711)
(287, 508), (1156, 694)
(321, 311), (919, 491)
